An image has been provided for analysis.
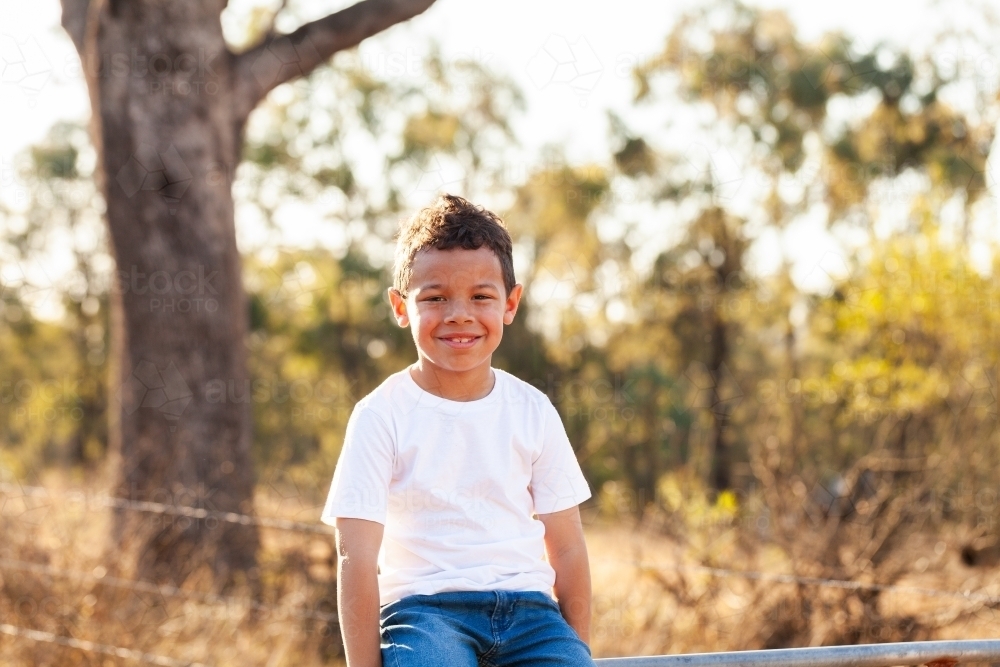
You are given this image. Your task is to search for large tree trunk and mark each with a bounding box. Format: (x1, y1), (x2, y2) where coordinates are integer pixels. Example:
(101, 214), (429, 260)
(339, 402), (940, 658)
(60, 0), (436, 590)
(84, 0), (255, 589)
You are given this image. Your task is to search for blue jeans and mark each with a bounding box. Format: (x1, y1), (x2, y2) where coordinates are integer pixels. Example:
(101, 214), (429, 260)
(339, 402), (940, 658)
(379, 590), (595, 667)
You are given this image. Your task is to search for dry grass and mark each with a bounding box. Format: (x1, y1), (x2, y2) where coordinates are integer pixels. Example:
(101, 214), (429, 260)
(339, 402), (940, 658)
(2, 469), (1000, 666)
(1, 467), (340, 667)
(585, 517), (1000, 658)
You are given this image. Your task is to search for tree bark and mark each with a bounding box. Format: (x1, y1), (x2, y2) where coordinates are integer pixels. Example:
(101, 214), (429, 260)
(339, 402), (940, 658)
(60, 0), (436, 590)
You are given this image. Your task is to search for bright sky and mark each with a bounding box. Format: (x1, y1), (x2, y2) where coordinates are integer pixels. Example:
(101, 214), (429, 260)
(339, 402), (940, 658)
(0, 0), (953, 164)
(1, 0), (997, 310)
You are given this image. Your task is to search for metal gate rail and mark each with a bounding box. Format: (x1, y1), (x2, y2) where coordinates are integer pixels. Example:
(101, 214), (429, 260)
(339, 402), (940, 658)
(594, 640), (1000, 667)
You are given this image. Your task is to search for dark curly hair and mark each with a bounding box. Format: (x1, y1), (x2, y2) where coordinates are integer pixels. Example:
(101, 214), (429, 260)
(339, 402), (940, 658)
(392, 194), (516, 297)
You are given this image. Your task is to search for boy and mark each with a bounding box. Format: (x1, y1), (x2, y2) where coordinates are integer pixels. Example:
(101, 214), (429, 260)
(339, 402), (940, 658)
(321, 194), (595, 667)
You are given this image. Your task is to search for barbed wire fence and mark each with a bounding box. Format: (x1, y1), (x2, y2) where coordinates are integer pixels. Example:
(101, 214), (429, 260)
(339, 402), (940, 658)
(597, 559), (1000, 606)
(0, 623), (213, 667)
(0, 481), (340, 667)
(2, 481), (999, 666)
(0, 481), (334, 534)
(0, 557), (341, 623)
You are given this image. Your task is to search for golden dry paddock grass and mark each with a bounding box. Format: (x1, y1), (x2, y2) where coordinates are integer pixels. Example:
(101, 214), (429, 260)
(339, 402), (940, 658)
(2, 468), (999, 666)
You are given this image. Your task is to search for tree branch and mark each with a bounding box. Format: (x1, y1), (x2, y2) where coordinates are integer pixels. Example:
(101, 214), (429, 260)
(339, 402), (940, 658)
(232, 0), (437, 121)
(59, 0), (92, 54)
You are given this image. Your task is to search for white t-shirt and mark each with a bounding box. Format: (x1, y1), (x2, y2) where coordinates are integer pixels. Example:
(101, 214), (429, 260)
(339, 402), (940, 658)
(320, 366), (592, 606)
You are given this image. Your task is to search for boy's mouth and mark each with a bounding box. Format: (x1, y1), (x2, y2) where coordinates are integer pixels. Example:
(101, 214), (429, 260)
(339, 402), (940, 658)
(438, 334), (482, 349)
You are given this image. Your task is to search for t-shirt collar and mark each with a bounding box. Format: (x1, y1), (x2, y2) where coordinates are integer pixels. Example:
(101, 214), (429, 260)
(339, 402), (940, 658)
(399, 366), (504, 413)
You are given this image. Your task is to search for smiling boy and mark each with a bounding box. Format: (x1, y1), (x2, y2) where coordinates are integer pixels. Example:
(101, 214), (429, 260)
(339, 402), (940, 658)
(321, 194), (595, 666)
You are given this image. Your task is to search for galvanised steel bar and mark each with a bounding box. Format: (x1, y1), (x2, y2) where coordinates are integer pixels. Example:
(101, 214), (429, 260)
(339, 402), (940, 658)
(594, 640), (1000, 667)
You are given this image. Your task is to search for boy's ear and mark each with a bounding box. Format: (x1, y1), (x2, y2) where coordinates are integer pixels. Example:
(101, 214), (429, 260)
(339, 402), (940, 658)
(503, 283), (524, 326)
(388, 288), (409, 327)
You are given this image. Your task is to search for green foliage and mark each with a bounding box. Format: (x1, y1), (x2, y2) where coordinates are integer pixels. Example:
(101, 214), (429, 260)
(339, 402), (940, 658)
(636, 0), (992, 223)
(827, 101), (992, 215)
(0, 121), (108, 475)
(613, 136), (657, 177)
(804, 227), (1000, 476)
(402, 110), (461, 156)
(241, 249), (414, 477)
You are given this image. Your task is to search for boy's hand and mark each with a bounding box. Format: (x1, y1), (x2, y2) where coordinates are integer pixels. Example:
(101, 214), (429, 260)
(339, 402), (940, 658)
(335, 517), (384, 667)
(538, 505), (592, 646)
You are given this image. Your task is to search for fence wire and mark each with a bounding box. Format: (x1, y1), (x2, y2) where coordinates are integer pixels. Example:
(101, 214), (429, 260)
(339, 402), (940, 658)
(0, 481), (332, 534)
(6, 481), (1000, 610)
(0, 622), (213, 667)
(0, 557), (340, 624)
(609, 558), (1000, 606)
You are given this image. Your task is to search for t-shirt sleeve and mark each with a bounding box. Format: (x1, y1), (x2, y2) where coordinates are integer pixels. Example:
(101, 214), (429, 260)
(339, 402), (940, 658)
(320, 405), (394, 526)
(530, 399), (592, 514)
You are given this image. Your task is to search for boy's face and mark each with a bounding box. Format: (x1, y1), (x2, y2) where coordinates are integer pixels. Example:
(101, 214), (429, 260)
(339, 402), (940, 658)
(389, 246), (523, 380)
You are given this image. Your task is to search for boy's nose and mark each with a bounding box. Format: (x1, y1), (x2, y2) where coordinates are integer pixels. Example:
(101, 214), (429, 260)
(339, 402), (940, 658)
(444, 301), (474, 323)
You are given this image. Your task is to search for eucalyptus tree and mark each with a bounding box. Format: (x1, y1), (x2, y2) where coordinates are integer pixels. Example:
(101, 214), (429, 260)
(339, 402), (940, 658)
(58, 0), (437, 589)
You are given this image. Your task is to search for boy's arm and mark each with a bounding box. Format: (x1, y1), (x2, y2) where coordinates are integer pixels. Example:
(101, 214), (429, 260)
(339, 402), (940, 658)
(335, 517), (384, 667)
(538, 505), (591, 646)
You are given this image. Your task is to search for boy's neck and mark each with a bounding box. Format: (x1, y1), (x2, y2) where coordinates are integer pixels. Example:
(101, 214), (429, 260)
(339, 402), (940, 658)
(408, 359), (496, 402)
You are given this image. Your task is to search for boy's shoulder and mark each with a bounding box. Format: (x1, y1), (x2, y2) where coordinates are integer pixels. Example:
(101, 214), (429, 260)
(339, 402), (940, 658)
(493, 367), (554, 409)
(351, 368), (412, 420)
